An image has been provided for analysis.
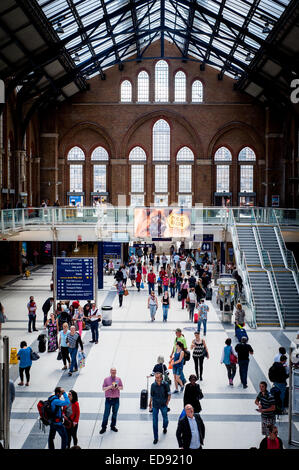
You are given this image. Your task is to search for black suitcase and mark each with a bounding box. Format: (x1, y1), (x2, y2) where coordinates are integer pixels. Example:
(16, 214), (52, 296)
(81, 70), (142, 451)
(140, 377), (149, 409)
(205, 287), (212, 300)
(37, 334), (46, 353)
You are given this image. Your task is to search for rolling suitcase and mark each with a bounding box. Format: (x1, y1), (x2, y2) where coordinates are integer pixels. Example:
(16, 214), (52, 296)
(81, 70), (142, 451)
(205, 287), (212, 300)
(140, 376), (149, 409)
(194, 312), (199, 323)
(236, 325), (248, 342)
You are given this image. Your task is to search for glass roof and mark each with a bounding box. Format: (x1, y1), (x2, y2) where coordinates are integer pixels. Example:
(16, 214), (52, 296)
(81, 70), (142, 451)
(37, 0), (291, 79)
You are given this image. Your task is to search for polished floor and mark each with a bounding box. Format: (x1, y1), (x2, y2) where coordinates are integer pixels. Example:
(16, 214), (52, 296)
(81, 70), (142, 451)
(0, 265), (298, 449)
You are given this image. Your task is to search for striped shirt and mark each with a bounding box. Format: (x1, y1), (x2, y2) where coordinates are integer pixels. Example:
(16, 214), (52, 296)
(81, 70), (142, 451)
(256, 391), (276, 417)
(66, 332), (82, 349)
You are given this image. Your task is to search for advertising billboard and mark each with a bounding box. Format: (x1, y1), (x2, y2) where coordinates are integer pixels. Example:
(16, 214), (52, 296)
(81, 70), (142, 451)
(134, 208), (191, 238)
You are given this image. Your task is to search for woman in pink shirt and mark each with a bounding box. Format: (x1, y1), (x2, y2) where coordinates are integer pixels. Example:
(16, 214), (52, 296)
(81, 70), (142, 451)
(142, 263), (147, 283)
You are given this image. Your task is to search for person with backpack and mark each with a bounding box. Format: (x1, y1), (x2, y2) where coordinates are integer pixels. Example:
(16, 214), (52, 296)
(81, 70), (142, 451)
(235, 336), (254, 389)
(220, 338), (238, 386)
(47, 387), (70, 449)
(149, 372), (171, 444)
(255, 381), (276, 436)
(268, 355), (289, 414)
(66, 326), (84, 376)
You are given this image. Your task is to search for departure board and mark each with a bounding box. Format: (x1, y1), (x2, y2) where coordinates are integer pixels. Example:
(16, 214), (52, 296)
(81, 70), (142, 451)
(56, 257), (94, 300)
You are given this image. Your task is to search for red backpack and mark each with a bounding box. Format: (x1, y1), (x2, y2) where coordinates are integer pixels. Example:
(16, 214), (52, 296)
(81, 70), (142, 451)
(37, 395), (58, 431)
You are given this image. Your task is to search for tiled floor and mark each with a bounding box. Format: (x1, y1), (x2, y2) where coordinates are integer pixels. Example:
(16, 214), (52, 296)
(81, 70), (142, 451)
(1, 265), (298, 449)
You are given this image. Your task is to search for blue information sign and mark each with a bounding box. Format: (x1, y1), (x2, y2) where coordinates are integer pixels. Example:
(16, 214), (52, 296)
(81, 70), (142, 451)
(56, 257), (94, 300)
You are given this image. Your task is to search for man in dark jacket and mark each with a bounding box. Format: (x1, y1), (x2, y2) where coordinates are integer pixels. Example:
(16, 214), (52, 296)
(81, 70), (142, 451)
(176, 404), (205, 450)
(188, 275), (196, 289)
(114, 267), (124, 283)
(269, 355), (289, 413)
(42, 297), (54, 327)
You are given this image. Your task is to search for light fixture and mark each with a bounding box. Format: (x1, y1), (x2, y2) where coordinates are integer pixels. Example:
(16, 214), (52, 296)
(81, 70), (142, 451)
(262, 22), (271, 34)
(55, 22), (64, 34)
(74, 53), (80, 63)
(245, 52), (253, 62)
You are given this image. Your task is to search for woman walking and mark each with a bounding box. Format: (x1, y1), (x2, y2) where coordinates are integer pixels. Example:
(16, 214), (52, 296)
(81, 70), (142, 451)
(183, 375), (203, 413)
(220, 338), (238, 386)
(191, 331), (209, 381)
(142, 263), (147, 283)
(169, 273), (176, 298)
(171, 342), (185, 394)
(234, 303), (246, 336)
(66, 326), (84, 376)
(17, 341), (32, 386)
(46, 313), (59, 352)
(180, 279), (189, 309)
(64, 390), (80, 448)
(188, 287), (197, 322)
(148, 290), (158, 322)
(195, 279), (206, 303)
(161, 290), (170, 322)
(116, 280), (125, 307)
(58, 322), (71, 370)
(155, 255), (160, 272)
(74, 305), (84, 336)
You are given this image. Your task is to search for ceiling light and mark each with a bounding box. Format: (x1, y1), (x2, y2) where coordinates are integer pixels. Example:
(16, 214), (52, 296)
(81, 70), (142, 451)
(262, 22), (271, 34)
(55, 22), (64, 34)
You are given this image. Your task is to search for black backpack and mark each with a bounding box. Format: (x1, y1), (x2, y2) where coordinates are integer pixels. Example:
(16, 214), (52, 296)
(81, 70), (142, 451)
(184, 350), (191, 362)
(268, 363), (279, 383)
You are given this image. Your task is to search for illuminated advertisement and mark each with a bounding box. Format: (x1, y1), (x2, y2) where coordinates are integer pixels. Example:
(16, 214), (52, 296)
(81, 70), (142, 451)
(134, 208), (191, 238)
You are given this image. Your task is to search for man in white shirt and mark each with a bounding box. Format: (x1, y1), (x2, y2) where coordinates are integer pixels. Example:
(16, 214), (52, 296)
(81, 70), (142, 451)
(180, 259), (186, 276)
(89, 303), (101, 344)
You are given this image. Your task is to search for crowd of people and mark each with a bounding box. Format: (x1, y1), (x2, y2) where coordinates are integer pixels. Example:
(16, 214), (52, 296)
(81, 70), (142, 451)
(3, 243), (297, 450)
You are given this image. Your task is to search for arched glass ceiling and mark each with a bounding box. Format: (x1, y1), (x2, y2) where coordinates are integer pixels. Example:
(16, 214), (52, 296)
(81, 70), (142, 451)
(37, 0), (291, 80)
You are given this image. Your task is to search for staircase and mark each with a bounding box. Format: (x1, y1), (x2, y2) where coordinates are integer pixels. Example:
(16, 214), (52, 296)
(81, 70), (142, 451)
(236, 226), (261, 267)
(248, 271), (280, 325)
(257, 226), (285, 267)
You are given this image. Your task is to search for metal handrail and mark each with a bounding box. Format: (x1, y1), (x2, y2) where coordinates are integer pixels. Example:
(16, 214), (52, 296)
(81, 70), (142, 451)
(228, 210), (257, 328)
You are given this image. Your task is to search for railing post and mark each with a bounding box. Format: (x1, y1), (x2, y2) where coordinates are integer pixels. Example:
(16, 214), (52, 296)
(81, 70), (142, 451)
(2, 336), (9, 449)
(12, 209), (15, 231)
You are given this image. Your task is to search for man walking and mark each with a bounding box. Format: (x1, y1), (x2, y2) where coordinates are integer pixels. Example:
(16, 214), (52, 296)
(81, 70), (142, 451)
(42, 297), (54, 327)
(255, 381), (276, 435)
(197, 299), (209, 336)
(48, 387), (70, 449)
(147, 269), (156, 294)
(176, 404), (205, 450)
(27, 296), (38, 332)
(268, 355), (289, 413)
(100, 368), (123, 434)
(89, 302), (101, 344)
(149, 372), (171, 444)
(235, 336), (254, 389)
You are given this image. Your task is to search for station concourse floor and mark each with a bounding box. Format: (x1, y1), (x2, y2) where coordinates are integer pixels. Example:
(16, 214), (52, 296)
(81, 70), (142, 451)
(0, 265), (298, 450)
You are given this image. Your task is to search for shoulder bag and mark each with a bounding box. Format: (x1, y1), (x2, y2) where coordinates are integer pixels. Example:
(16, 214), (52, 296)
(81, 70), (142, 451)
(229, 346), (238, 364)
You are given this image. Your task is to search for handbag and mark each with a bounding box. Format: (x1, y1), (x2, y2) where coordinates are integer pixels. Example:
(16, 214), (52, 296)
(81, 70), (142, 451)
(168, 360), (173, 370)
(124, 289), (129, 296)
(63, 416), (72, 429)
(57, 350), (62, 361)
(197, 385), (204, 400)
(30, 350), (40, 361)
(184, 350), (191, 361)
(140, 281), (144, 289)
(230, 347), (238, 364)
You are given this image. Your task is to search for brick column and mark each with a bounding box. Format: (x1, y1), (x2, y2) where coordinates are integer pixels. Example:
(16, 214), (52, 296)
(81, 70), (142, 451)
(196, 159), (212, 205)
(40, 132), (59, 204)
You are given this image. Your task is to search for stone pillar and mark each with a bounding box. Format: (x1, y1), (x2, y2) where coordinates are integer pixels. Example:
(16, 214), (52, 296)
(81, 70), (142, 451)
(32, 157), (40, 206)
(196, 159), (212, 205)
(15, 150), (27, 196)
(58, 158), (65, 205)
(110, 159), (127, 206)
(40, 132), (59, 204)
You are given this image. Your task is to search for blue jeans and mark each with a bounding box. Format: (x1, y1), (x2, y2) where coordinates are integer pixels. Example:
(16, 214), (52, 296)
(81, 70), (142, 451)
(274, 382), (286, 411)
(170, 286), (175, 297)
(152, 406), (168, 440)
(90, 320), (99, 342)
(148, 282), (155, 294)
(101, 398), (119, 429)
(69, 347), (78, 372)
(162, 305), (169, 321)
(238, 359), (249, 387)
(176, 282), (181, 292)
(149, 305), (157, 320)
(163, 285), (168, 292)
(48, 422), (68, 449)
(197, 318), (207, 335)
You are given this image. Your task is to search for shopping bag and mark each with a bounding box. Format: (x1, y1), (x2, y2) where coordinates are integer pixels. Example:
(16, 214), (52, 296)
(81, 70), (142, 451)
(78, 351), (86, 369)
(124, 289), (129, 296)
(140, 282), (144, 289)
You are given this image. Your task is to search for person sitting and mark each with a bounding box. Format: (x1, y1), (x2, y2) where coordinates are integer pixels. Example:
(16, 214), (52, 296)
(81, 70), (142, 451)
(108, 260), (115, 275)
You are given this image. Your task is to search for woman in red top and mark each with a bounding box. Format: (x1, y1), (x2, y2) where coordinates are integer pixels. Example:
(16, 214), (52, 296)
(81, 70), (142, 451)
(64, 390), (80, 448)
(259, 425), (283, 449)
(136, 271), (142, 292)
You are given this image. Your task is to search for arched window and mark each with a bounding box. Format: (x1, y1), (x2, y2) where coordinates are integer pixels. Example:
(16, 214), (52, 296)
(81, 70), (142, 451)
(137, 71), (149, 102)
(176, 147), (194, 161)
(192, 80), (203, 102)
(238, 147), (256, 161)
(153, 119), (170, 161)
(129, 146), (146, 161)
(129, 146), (146, 206)
(174, 71), (186, 102)
(120, 80), (132, 102)
(67, 146), (85, 160)
(91, 146), (109, 160)
(214, 147), (232, 161)
(155, 60), (168, 102)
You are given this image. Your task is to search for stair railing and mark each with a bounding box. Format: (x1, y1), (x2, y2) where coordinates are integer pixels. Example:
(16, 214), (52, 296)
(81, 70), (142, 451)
(228, 210), (257, 328)
(272, 210), (299, 295)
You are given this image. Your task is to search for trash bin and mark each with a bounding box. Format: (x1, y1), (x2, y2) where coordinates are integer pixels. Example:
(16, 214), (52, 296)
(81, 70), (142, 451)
(101, 306), (113, 326)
